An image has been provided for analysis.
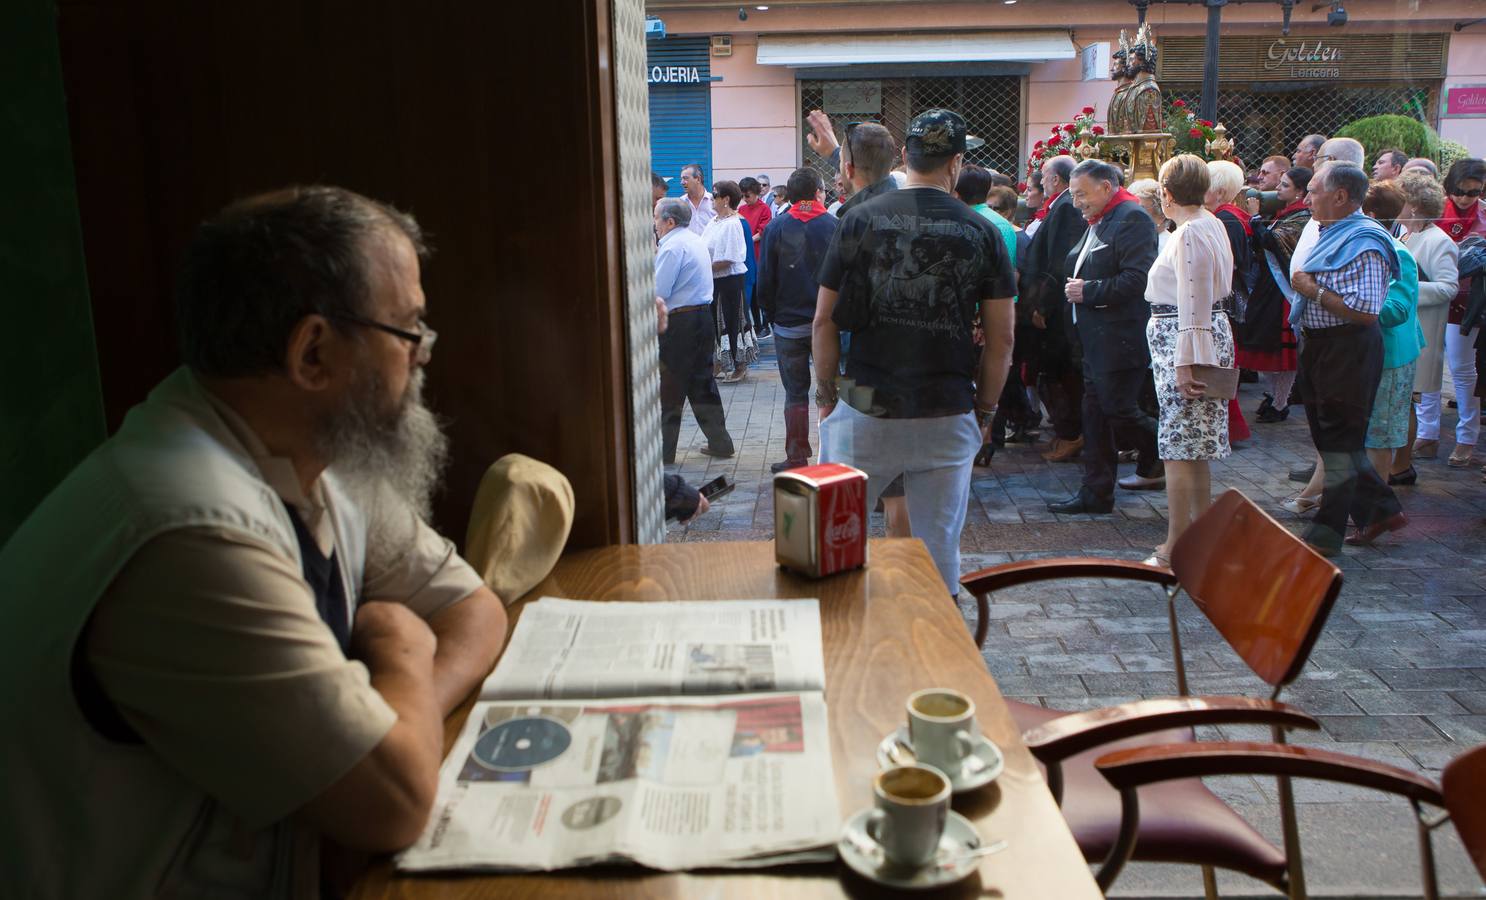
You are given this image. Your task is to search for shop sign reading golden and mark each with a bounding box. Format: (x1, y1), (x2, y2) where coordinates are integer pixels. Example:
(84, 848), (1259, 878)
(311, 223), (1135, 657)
(1265, 38), (1342, 79)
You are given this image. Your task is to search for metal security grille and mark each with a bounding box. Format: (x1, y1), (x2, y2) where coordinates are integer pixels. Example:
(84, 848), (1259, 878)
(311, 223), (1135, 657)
(799, 76), (1021, 184)
(1165, 83), (1438, 162)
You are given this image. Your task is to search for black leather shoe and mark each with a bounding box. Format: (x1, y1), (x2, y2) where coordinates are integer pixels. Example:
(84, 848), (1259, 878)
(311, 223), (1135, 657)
(699, 444), (735, 459)
(1257, 404), (1289, 423)
(1289, 463), (1316, 483)
(1388, 466), (1418, 486)
(770, 459), (807, 473)
(1047, 493), (1114, 514)
(1256, 393), (1275, 417)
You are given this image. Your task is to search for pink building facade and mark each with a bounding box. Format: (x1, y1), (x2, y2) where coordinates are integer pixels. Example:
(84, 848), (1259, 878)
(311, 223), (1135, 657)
(645, 0), (1486, 188)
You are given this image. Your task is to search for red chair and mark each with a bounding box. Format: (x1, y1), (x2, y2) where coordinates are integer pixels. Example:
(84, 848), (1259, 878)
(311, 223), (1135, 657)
(1095, 741), (1486, 898)
(960, 489), (1343, 895)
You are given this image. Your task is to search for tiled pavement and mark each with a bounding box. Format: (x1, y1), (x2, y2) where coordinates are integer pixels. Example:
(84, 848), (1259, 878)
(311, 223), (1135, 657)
(667, 337), (1486, 897)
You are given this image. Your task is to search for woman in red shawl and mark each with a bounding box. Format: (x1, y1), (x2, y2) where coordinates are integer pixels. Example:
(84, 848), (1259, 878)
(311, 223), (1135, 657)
(1242, 167), (1311, 423)
(1205, 160), (1253, 444)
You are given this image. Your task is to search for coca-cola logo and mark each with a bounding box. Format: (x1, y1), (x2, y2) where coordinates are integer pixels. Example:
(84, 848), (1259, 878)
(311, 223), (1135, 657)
(825, 513), (861, 546)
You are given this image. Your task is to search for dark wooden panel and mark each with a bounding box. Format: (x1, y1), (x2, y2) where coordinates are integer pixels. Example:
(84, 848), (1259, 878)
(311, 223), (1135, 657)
(56, 0), (632, 547)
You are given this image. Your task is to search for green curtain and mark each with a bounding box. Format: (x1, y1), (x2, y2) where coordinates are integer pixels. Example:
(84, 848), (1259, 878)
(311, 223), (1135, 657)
(0, 0), (106, 545)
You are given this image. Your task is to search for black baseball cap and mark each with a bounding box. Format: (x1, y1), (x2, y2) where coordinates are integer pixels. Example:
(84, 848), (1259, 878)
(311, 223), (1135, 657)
(905, 109), (968, 156)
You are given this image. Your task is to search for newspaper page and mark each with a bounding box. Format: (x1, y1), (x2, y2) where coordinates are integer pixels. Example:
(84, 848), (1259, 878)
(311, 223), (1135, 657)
(397, 692), (841, 872)
(479, 598), (826, 701)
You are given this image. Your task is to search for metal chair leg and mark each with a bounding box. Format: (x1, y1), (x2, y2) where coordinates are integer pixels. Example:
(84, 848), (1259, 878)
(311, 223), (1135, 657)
(1201, 864), (1219, 899)
(1414, 800), (1439, 900)
(1272, 720), (1308, 900)
(974, 592), (989, 648)
(1096, 787), (1142, 892)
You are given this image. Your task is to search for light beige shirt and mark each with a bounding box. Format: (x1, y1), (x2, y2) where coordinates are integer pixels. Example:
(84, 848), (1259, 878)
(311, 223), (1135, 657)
(1146, 210), (1234, 368)
(85, 389), (484, 828)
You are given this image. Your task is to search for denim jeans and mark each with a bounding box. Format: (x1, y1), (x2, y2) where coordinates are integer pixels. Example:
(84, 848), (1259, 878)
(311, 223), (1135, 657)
(775, 334), (813, 463)
(818, 402), (981, 596)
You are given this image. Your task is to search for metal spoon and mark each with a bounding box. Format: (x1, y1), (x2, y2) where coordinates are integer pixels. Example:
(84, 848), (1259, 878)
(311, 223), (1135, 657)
(938, 839), (1009, 869)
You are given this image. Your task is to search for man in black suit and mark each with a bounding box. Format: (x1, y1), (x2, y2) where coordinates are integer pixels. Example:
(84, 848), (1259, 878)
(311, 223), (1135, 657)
(1048, 159), (1162, 514)
(1019, 155), (1088, 462)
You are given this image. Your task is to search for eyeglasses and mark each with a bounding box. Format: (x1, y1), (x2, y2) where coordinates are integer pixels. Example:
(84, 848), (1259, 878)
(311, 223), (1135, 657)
(330, 312), (438, 364)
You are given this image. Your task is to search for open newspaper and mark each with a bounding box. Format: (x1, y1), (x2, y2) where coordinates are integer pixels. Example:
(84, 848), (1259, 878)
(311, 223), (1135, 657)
(397, 598), (842, 873)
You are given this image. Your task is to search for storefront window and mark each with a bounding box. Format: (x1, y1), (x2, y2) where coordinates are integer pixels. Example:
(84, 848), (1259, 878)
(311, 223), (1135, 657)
(799, 76), (1023, 183)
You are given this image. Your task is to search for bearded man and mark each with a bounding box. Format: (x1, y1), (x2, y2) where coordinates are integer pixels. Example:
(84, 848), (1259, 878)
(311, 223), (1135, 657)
(0, 186), (573, 897)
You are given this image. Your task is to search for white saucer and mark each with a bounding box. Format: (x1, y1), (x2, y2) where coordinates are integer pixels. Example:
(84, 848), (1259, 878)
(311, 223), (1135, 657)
(838, 808), (983, 889)
(876, 726), (1004, 793)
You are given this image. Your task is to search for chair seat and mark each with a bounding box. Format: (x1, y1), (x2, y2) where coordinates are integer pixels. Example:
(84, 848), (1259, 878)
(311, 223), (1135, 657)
(1009, 698), (1288, 888)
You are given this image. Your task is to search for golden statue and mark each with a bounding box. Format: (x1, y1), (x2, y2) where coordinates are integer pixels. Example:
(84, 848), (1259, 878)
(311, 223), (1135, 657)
(1097, 22), (1173, 183)
(1107, 30), (1134, 136)
(1126, 24), (1164, 135)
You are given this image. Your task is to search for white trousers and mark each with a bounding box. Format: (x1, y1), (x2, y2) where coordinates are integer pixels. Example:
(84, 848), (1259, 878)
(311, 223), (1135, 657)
(818, 403), (981, 597)
(1416, 326), (1480, 445)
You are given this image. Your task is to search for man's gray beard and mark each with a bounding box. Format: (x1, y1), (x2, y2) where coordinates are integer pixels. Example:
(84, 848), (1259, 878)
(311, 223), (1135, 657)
(317, 367), (450, 568)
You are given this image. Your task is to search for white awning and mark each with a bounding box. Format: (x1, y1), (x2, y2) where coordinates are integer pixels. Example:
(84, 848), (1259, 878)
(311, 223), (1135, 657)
(755, 30), (1075, 67)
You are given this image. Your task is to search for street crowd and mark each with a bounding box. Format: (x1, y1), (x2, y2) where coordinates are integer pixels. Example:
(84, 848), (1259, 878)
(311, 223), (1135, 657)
(651, 108), (1486, 595)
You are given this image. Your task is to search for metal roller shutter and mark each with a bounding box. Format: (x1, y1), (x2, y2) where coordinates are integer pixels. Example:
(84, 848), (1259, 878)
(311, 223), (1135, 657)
(647, 37), (712, 196)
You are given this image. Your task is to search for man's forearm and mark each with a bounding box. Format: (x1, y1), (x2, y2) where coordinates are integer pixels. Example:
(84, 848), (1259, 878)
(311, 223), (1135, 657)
(976, 298), (1016, 409)
(426, 586), (509, 715)
(812, 289), (842, 393)
(1317, 286), (1379, 325)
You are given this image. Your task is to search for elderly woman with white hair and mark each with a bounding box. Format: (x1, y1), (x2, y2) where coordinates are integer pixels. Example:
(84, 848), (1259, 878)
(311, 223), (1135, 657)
(1128, 178), (1171, 252)
(1205, 159), (1254, 444)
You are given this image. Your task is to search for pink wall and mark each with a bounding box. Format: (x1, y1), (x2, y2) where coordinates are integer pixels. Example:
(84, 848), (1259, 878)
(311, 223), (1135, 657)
(1441, 33), (1486, 154)
(710, 35), (798, 184)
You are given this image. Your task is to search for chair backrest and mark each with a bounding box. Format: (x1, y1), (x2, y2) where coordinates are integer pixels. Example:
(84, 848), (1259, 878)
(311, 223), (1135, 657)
(1443, 743), (1486, 881)
(1169, 489), (1343, 688)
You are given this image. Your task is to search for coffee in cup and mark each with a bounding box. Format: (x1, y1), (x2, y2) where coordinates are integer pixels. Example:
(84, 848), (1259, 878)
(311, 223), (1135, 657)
(907, 688), (979, 775)
(866, 764), (951, 868)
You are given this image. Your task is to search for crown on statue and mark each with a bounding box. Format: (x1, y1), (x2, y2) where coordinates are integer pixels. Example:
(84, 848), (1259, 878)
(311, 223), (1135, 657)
(1117, 29), (1131, 56)
(1133, 23), (1157, 61)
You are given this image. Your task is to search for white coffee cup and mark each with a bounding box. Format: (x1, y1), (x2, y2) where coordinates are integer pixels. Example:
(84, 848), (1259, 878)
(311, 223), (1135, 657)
(866, 764), (951, 868)
(907, 688), (979, 775)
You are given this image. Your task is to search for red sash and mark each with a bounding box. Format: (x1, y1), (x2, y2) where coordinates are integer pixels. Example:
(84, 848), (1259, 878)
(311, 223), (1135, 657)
(1087, 187), (1139, 225)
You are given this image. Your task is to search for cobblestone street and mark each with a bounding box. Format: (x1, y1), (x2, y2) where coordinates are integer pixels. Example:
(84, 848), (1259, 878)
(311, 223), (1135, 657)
(667, 337), (1486, 897)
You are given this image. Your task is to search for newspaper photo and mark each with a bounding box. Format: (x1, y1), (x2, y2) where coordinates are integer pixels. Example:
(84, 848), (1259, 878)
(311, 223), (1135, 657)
(479, 598), (827, 701)
(397, 692), (840, 872)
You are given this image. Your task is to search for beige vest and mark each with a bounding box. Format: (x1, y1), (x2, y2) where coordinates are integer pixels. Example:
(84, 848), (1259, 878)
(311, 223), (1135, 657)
(0, 369), (366, 899)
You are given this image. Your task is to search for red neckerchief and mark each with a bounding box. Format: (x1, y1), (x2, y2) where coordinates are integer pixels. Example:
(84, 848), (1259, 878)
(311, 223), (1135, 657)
(1275, 199), (1307, 219)
(789, 201), (827, 223)
(1440, 199), (1480, 243)
(1215, 203), (1253, 236)
(1033, 189), (1062, 222)
(1087, 187), (1139, 226)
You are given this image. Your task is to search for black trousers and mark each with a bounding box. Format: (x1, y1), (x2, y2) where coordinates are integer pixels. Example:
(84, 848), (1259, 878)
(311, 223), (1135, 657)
(1039, 314), (1084, 441)
(1297, 322), (1399, 549)
(659, 305), (733, 462)
(748, 281), (769, 331)
(989, 364), (1033, 446)
(712, 273), (746, 369)
(1081, 365), (1162, 500)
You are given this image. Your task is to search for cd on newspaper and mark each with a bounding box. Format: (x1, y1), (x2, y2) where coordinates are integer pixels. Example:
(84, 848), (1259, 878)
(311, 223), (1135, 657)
(472, 716), (572, 771)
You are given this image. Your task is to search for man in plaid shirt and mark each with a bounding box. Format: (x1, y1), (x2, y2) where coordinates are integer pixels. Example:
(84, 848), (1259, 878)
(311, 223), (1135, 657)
(1290, 163), (1404, 553)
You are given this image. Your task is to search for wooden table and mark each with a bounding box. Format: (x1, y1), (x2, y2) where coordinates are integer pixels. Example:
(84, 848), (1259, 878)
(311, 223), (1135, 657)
(350, 539), (1101, 899)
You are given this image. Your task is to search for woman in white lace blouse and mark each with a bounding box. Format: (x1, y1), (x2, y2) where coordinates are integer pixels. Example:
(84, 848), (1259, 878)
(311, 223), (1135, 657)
(1144, 154), (1235, 567)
